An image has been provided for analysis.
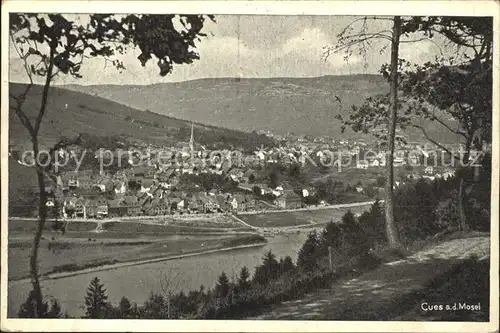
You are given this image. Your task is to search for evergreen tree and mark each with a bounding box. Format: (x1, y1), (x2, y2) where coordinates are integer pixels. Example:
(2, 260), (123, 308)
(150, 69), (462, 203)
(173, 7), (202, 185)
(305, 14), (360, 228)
(341, 210), (371, 256)
(279, 255), (295, 275)
(84, 277), (109, 319)
(321, 221), (343, 251)
(297, 230), (323, 270)
(237, 266), (251, 291)
(142, 293), (167, 319)
(342, 210), (356, 225)
(262, 250), (280, 279)
(368, 199), (386, 245)
(215, 272), (230, 298)
(252, 265), (266, 286)
(118, 296), (132, 318)
(253, 250), (280, 285)
(171, 291), (189, 318)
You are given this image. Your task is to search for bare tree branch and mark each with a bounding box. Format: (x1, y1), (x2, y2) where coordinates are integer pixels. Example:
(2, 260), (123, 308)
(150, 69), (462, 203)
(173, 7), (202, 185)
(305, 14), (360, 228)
(10, 103), (35, 136)
(411, 124), (462, 161)
(159, 268), (183, 296)
(33, 47), (56, 136)
(336, 16), (394, 38)
(428, 113), (467, 139)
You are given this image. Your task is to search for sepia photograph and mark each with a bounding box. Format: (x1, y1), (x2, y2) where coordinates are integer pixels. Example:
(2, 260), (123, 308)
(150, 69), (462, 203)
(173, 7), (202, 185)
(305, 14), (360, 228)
(1, 1), (498, 332)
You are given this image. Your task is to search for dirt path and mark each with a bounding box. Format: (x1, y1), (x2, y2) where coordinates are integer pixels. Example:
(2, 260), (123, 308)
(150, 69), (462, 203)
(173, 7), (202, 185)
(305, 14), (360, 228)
(238, 200), (377, 215)
(253, 235), (490, 320)
(229, 214), (259, 230)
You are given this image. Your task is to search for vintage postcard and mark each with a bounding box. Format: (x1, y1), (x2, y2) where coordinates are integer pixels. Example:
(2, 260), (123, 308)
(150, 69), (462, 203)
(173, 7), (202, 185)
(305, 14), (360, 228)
(1, 1), (498, 332)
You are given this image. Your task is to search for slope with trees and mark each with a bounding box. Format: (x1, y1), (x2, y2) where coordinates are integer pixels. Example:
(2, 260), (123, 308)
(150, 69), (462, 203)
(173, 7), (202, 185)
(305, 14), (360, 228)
(328, 16), (492, 248)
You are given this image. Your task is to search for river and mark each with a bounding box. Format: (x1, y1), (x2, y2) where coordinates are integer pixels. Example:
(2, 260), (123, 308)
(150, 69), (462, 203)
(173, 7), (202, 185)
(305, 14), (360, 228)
(8, 232), (309, 317)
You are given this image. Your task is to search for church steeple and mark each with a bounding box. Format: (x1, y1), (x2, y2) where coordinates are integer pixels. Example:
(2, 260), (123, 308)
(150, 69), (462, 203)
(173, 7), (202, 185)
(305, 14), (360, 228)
(189, 122), (194, 157)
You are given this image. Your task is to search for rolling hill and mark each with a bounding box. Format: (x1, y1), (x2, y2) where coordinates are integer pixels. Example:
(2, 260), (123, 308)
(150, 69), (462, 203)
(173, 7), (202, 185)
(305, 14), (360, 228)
(8, 83), (274, 151)
(63, 75), (463, 144)
(8, 82), (275, 215)
(64, 75), (386, 138)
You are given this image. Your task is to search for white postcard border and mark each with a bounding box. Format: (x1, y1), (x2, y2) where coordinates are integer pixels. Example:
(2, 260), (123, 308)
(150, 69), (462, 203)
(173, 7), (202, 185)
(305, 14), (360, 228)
(1, 1), (498, 332)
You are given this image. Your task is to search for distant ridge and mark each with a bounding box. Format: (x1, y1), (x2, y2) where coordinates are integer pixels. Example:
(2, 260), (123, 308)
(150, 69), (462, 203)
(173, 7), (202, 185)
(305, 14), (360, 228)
(63, 75), (461, 144)
(52, 73), (382, 87)
(63, 75), (387, 137)
(8, 82), (273, 150)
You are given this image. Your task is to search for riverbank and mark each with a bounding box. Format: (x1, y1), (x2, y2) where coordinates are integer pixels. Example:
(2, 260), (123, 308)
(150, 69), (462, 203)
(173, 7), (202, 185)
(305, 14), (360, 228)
(9, 241), (267, 285)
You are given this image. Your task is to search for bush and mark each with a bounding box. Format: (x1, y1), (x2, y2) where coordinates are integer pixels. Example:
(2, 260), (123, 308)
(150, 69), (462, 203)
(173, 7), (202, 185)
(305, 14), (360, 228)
(18, 290), (65, 318)
(195, 268), (337, 319)
(356, 252), (383, 270)
(49, 259), (118, 275)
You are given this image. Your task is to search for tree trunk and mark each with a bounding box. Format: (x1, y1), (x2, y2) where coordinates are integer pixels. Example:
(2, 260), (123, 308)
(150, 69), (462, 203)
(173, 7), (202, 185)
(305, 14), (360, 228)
(30, 137), (48, 317)
(458, 177), (468, 231)
(458, 139), (472, 232)
(384, 16), (403, 249)
(167, 295), (171, 319)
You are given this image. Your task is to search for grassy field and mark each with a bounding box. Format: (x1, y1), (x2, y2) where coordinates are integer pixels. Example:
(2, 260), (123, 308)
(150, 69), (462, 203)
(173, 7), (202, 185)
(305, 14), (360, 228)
(291, 206), (370, 224)
(239, 206), (371, 228)
(307, 165), (378, 180)
(8, 218), (258, 280)
(8, 218), (252, 240)
(156, 215), (245, 229)
(8, 232), (264, 281)
(239, 213), (310, 228)
(96, 221), (252, 237)
(66, 221), (99, 232)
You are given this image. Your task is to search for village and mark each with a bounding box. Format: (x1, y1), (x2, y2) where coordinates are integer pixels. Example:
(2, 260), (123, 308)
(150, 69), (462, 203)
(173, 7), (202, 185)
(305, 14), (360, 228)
(20, 123), (468, 221)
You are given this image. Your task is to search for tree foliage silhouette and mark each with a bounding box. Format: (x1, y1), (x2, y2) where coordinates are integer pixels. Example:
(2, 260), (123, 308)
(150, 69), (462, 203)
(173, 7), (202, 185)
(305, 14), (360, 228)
(237, 266), (251, 291)
(215, 272), (230, 298)
(334, 17), (492, 233)
(18, 290), (63, 318)
(84, 277), (109, 319)
(253, 250), (280, 285)
(297, 230), (323, 270)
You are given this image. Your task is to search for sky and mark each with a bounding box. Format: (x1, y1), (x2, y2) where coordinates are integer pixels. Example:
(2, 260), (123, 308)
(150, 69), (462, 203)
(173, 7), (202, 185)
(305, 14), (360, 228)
(9, 15), (456, 86)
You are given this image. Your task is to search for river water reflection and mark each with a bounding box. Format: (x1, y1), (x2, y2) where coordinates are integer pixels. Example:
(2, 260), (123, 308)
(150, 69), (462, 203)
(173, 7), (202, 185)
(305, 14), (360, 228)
(8, 232), (309, 317)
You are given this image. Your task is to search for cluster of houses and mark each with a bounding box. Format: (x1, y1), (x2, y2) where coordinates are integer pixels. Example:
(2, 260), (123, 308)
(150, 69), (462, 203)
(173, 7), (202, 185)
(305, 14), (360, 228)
(41, 148), (456, 220)
(238, 182), (304, 210)
(43, 165), (262, 219)
(34, 129), (462, 221)
(60, 189), (258, 219)
(43, 155), (307, 219)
